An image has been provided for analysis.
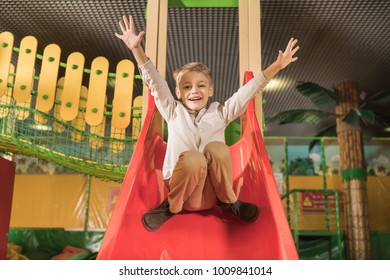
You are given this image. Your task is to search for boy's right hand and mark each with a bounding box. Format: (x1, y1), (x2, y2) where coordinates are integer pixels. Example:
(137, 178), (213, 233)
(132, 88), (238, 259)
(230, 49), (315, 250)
(115, 15), (145, 51)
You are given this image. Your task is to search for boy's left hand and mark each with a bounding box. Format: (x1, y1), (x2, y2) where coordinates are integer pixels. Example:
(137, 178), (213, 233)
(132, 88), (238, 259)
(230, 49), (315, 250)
(276, 38), (299, 69)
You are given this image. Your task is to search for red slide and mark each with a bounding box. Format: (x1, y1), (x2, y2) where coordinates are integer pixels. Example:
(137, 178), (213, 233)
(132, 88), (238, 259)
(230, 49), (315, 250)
(97, 72), (298, 260)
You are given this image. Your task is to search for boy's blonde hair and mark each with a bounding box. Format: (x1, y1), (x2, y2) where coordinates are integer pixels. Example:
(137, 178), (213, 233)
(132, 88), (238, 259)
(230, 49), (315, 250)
(173, 62), (213, 85)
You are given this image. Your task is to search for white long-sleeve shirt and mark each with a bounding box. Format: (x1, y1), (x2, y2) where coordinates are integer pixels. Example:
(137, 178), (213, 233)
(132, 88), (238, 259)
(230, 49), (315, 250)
(139, 60), (269, 179)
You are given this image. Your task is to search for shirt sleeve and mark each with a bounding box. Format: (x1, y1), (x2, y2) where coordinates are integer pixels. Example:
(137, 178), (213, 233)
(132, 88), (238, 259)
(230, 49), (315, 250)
(220, 71), (269, 125)
(138, 59), (176, 121)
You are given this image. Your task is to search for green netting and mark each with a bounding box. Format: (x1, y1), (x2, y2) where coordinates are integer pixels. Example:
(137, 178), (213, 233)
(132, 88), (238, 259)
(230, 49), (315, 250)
(0, 49), (142, 182)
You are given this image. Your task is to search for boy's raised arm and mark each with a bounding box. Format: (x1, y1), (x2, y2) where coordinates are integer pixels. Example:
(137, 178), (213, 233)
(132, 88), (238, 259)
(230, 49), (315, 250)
(115, 15), (148, 65)
(263, 38), (299, 81)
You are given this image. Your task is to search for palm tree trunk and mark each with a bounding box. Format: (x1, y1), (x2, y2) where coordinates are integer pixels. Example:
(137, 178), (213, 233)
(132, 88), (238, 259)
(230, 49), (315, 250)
(334, 80), (371, 259)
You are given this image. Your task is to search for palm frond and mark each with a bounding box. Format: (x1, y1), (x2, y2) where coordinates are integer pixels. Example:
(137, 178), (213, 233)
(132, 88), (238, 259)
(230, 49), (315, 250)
(308, 124), (337, 152)
(267, 109), (335, 125)
(374, 112), (390, 127)
(342, 110), (360, 127)
(343, 108), (375, 126)
(296, 82), (342, 106)
(362, 86), (390, 107)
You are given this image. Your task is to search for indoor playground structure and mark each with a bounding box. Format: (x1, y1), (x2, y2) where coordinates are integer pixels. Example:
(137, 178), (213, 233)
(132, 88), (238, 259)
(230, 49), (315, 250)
(1, 0), (390, 261)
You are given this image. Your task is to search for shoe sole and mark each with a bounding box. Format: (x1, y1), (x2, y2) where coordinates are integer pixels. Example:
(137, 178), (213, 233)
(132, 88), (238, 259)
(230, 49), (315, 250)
(141, 214), (160, 232)
(242, 207), (260, 223)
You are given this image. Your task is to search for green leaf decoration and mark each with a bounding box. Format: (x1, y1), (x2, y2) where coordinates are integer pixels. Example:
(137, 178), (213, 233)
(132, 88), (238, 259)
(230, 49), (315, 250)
(343, 108), (375, 126)
(225, 121), (241, 145)
(342, 110), (360, 126)
(341, 168), (367, 183)
(296, 82), (342, 106)
(308, 124), (337, 151)
(362, 86), (390, 106)
(267, 109), (334, 125)
(374, 112), (390, 127)
(356, 108), (376, 125)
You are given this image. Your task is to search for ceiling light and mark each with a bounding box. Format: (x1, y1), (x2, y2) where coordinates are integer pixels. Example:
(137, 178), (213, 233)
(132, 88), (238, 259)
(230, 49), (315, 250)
(265, 79), (283, 91)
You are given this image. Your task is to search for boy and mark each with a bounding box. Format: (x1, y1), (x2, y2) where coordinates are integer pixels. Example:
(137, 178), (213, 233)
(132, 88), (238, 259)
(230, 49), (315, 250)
(115, 15), (299, 232)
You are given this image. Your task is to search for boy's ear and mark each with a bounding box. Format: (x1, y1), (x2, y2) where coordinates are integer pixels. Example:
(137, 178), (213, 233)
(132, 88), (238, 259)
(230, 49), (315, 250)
(209, 85), (214, 97)
(175, 87), (182, 100)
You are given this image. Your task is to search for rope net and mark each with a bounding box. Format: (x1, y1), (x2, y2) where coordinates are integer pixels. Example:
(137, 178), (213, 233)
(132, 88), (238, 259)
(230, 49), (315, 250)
(0, 32), (143, 182)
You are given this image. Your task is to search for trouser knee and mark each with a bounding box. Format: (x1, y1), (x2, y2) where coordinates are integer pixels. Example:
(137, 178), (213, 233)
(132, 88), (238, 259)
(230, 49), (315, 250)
(204, 141), (231, 162)
(176, 150), (207, 174)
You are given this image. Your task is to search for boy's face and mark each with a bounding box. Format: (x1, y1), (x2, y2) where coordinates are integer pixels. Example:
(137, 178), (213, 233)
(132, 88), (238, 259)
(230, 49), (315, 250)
(175, 71), (214, 112)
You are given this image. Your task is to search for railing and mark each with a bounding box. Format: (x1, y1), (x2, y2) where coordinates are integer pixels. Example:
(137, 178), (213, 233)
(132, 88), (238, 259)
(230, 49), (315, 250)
(281, 189), (343, 259)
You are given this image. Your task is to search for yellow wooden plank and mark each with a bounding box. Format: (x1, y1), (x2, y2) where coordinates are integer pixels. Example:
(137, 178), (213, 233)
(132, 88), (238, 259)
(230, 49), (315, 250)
(110, 127), (126, 153)
(89, 96), (107, 150)
(0, 64), (14, 119)
(60, 52), (85, 121)
(36, 43), (61, 112)
(70, 86), (88, 143)
(0, 32), (14, 97)
(13, 36), (37, 102)
(34, 111), (49, 125)
(111, 59), (134, 129)
(15, 70), (34, 121)
(85, 56), (109, 126)
(52, 77), (67, 133)
(132, 96), (143, 141)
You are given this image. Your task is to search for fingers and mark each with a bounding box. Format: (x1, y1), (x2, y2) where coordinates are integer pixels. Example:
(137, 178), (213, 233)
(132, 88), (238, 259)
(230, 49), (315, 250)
(118, 15), (138, 35)
(137, 31), (145, 41)
(123, 15), (130, 30)
(286, 38), (298, 52)
(129, 15), (135, 32)
(283, 38), (299, 62)
(291, 45), (300, 56)
(118, 20), (126, 34)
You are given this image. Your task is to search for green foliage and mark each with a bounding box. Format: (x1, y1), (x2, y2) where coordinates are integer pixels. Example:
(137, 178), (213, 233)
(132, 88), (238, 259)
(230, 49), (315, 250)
(267, 109), (334, 125)
(289, 157), (317, 175)
(374, 112), (390, 127)
(225, 120), (241, 145)
(362, 86), (390, 106)
(296, 82), (341, 106)
(308, 124), (337, 152)
(343, 108), (375, 126)
(268, 81), (390, 146)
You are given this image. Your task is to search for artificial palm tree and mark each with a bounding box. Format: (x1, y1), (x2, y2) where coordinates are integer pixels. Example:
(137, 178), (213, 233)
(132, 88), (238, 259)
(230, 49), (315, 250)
(268, 80), (390, 259)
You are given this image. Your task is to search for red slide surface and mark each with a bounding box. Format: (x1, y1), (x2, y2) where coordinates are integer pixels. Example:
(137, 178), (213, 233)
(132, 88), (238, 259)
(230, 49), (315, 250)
(97, 72), (298, 260)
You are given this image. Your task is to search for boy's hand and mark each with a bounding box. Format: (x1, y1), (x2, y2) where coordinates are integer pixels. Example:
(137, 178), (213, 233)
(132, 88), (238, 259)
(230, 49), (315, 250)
(115, 15), (145, 51)
(276, 38), (299, 69)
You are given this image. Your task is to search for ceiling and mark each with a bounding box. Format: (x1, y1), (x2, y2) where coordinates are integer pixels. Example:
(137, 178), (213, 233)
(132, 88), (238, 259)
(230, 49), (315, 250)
(1, 0), (390, 138)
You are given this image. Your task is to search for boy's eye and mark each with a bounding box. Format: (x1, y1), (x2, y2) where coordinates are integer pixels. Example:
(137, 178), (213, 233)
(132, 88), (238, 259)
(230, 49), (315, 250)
(183, 86), (191, 90)
(199, 84), (206, 88)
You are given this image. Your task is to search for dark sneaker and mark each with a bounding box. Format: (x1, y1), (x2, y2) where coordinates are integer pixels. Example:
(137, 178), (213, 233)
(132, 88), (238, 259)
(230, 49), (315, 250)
(218, 200), (260, 223)
(141, 198), (175, 232)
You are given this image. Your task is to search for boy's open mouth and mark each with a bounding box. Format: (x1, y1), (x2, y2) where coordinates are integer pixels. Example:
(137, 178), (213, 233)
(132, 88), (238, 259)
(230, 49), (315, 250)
(189, 97), (202, 101)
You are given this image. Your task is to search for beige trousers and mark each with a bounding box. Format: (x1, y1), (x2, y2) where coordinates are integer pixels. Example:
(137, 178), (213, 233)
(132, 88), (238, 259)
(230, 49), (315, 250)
(167, 141), (238, 213)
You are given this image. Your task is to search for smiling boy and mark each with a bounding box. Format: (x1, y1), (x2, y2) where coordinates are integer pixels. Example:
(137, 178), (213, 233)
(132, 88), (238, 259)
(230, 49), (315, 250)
(115, 16), (299, 232)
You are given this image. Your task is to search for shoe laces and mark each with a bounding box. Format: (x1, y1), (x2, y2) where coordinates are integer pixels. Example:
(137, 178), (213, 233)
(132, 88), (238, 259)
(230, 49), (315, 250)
(230, 201), (241, 217)
(149, 199), (172, 215)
